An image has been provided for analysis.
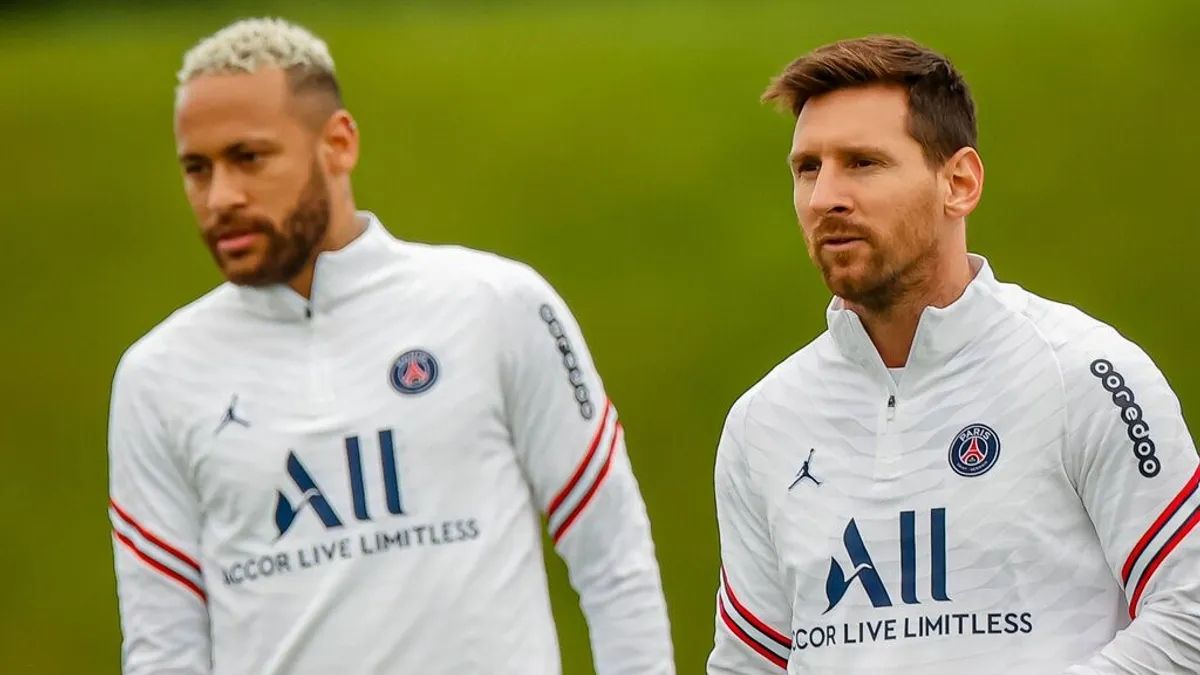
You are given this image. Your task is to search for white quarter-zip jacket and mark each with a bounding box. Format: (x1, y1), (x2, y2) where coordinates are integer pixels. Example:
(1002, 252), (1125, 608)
(708, 256), (1200, 674)
(108, 212), (673, 675)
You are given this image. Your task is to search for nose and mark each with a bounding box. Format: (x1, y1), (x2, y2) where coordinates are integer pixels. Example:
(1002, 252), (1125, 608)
(205, 164), (248, 214)
(804, 166), (853, 218)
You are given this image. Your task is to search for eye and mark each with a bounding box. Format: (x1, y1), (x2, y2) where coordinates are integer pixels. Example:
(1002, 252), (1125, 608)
(794, 160), (820, 177)
(850, 157), (877, 169)
(234, 150), (261, 165)
(182, 161), (210, 177)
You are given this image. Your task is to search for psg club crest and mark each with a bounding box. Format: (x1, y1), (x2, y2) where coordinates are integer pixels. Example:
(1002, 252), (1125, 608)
(948, 424), (1000, 478)
(389, 349), (439, 395)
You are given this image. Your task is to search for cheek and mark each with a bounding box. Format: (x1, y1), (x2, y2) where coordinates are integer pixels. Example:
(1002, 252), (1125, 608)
(184, 184), (210, 217)
(239, 182), (290, 220)
(792, 179), (807, 208)
(261, 167), (310, 205)
(795, 213), (812, 238)
(871, 181), (928, 229)
(887, 201), (937, 255)
(793, 182), (816, 228)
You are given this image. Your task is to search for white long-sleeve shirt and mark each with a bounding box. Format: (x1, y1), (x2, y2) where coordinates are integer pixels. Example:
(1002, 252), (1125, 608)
(708, 255), (1200, 674)
(108, 211), (673, 675)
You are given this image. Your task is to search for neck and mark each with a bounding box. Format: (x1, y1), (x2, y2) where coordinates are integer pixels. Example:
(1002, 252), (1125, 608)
(288, 197), (363, 299)
(845, 250), (974, 368)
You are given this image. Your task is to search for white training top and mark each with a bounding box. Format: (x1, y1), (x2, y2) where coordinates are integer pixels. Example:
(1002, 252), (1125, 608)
(108, 212), (674, 675)
(708, 255), (1200, 674)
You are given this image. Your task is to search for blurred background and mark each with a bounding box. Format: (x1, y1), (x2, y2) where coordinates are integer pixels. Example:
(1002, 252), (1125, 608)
(1, 0), (1198, 672)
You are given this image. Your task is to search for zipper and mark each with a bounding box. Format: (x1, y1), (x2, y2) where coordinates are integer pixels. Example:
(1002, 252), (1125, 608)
(874, 382), (901, 482)
(306, 302), (320, 405)
(306, 301), (337, 410)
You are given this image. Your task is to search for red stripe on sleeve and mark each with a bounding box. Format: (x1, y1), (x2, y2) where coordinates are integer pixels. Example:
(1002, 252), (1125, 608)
(718, 595), (788, 669)
(113, 530), (206, 602)
(546, 400), (612, 519)
(109, 498), (201, 573)
(551, 424), (621, 544)
(721, 566), (792, 648)
(1127, 505), (1200, 619)
(1122, 465), (1200, 584)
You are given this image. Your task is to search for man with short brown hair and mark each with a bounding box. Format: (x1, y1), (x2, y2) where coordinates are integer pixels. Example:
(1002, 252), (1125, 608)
(709, 35), (1200, 674)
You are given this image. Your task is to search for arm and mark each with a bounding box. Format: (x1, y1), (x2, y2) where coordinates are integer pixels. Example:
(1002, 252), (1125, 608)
(707, 397), (793, 674)
(108, 348), (211, 675)
(500, 269), (674, 675)
(1063, 334), (1200, 674)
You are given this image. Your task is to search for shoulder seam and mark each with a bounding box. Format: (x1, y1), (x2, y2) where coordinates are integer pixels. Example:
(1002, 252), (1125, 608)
(736, 385), (778, 551)
(1010, 304), (1075, 489)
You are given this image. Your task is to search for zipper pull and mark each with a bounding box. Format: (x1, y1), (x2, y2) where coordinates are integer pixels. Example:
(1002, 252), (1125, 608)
(886, 394), (897, 421)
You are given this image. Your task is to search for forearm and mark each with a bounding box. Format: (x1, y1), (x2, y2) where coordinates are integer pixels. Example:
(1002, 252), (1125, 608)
(1065, 599), (1200, 674)
(114, 547), (212, 675)
(556, 452), (673, 675)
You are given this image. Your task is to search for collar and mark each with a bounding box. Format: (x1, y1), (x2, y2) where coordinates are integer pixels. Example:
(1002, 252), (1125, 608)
(234, 210), (397, 321)
(825, 254), (1015, 377)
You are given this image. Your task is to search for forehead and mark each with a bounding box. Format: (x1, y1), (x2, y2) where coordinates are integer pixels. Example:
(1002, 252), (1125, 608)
(791, 84), (913, 153)
(174, 68), (296, 151)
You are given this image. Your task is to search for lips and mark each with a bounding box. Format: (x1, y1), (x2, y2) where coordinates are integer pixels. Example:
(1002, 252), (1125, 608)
(818, 235), (867, 251)
(813, 215), (869, 249)
(211, 229), (266, 255)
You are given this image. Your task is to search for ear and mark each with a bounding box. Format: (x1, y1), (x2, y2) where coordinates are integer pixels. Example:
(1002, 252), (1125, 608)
(942, 146), (984, 218)
(321, 110), (360, 176)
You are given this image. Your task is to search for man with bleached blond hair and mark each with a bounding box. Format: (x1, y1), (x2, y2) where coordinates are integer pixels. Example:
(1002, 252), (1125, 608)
(107, 17), (673, 675)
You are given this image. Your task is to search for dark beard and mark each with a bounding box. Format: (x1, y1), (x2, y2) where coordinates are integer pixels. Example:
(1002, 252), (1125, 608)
(811, 190), (939, 314)
(830, 244), (935, 314)
(205, 164), (331, 287)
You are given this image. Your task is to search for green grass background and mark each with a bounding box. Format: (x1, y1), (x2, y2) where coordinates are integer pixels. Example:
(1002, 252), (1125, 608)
(1, 1), (1198, 672)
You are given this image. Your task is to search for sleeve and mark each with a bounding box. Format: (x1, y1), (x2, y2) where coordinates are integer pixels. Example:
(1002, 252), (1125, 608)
(1062, 333), (1200, 674)
(707, 397), (793, 674)
(498, 268), (674, 675)
(108, 347), (211, 675)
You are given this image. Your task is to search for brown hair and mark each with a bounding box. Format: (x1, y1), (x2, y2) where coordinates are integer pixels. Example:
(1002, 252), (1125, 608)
(763, 35), (977, 165)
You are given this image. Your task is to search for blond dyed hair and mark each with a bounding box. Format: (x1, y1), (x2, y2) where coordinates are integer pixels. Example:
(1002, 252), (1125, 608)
(177, 18), (342, 104)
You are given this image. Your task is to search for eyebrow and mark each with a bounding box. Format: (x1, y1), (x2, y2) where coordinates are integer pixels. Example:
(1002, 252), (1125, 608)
(788, 144), (892, 165)
(178, 138), (281, 163)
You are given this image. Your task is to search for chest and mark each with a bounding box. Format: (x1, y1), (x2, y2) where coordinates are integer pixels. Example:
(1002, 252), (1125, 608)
(172, 298), (513, 541)
(756, 366), (1087, 622)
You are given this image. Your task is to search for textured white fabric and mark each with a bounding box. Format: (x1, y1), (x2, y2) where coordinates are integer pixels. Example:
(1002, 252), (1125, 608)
(109, 212), (673, 675)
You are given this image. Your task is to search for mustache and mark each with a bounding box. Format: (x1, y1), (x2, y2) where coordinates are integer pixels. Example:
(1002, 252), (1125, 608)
(811, 216), (872, 244)
(203, 212), (275, 244)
